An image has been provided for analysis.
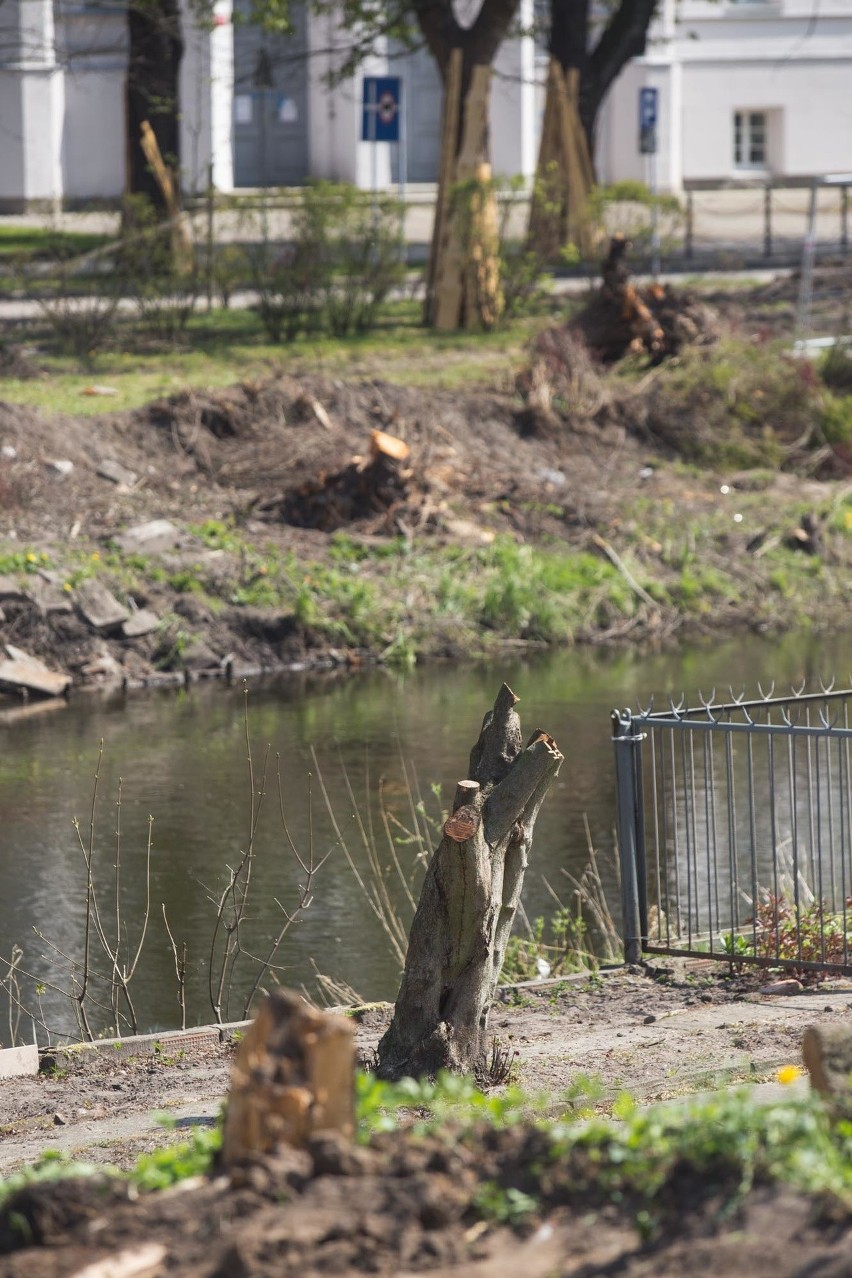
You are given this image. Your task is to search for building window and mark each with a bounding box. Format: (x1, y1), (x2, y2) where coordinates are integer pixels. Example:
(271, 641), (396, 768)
(734, 111), (767, 168)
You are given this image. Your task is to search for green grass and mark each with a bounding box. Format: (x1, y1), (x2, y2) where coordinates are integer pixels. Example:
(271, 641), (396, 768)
(0, 227), (110, 260)
(0, 304), (553, 415)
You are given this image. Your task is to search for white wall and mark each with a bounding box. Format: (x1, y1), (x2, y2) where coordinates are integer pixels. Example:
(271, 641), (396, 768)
(0, 0), (64, 208)
(491, 0), (536, 180)
(180, 0), (235, 194)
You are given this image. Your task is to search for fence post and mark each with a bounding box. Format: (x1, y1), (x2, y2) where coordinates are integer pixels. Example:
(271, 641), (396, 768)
(763, 183), (773, 259)
(842, 185), (849, 254)
(685, 189), (693, 261)
(612, 709), (645, 965)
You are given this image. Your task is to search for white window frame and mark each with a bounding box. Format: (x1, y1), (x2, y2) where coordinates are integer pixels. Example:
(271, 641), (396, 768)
(733, 110), (769, 171)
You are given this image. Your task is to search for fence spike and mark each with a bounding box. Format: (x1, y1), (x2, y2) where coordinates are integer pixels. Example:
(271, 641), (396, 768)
(818, 706), (839, 731)
(668, 694), (685, 718)
(757, 680), (775, 701)
(819, 675), (836, 694)
(791, 678), (807, 698)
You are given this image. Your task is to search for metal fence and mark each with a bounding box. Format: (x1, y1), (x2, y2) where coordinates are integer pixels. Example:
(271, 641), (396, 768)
(613, 685), (852, 975)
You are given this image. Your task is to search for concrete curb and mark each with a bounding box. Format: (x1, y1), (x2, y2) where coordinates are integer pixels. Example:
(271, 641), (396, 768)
(0, 1043), (39, 1079)
(39, 1021), (252, 1072)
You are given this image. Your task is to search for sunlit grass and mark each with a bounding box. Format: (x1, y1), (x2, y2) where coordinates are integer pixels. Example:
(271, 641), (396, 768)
(0, 304), (556, 415)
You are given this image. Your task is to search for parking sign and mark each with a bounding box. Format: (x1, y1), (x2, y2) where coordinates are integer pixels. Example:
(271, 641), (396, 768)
(639, 87), (658, 155)
(362, 76), (402, 144)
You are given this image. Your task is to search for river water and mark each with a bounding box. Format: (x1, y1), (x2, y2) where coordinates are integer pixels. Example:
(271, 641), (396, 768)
(1, 629), (849, 1041)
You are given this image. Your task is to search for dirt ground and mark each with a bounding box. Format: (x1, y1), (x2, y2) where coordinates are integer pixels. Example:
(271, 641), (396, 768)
(2, 965), (851, 1276)
(0, 271), (850, 695)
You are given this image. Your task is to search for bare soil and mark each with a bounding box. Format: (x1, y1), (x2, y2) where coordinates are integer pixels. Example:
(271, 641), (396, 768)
(0, 275), (850, 696)
(2, 966), (851, 1276)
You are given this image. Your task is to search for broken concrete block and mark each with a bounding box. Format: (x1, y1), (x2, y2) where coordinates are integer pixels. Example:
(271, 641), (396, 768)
(803, 1024), (852, 1116)
(46, 458), (74, 478)
(122, 608), (160, 639)
(181, 638), (220, 670)
(25, 578), (73, 614)
(97, 458), (138, 487)
(0, 1043), (38, 1079)
(75, 580), (131, 631)
(0, 575), (27, 601)
(0, 655), (71, 697)
(114, 519), (181, 556)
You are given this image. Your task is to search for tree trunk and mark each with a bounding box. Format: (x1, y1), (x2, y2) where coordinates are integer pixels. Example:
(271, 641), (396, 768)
(126, 0), (184, 212)
(528, 58), (596, 260)
(528, 0), (658, 257)
(221, 990), (355, 1166)
(377, 684), (563, 1080)
(426, 50), (503, 330)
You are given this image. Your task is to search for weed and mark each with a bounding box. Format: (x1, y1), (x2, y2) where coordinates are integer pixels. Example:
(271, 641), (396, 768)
(473, 1182), (539, 1224)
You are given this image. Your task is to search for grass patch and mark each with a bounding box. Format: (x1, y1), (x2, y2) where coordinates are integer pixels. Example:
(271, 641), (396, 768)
(0, 227), (111, 261)
(0, 304), (552, 416)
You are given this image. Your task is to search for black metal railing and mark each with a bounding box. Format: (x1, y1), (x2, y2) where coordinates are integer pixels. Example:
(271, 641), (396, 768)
(613, 684), (852, 974)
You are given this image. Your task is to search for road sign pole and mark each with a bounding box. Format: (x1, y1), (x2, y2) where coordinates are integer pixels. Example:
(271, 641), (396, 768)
(398, 78), (407, 265)
(369, 78), (378, 231)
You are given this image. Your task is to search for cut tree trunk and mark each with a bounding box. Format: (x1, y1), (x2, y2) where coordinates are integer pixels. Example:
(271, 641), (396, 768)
(427, 50), (503, 332)
(377, 684), (563, 1080)
(221, 990), (355, 1166)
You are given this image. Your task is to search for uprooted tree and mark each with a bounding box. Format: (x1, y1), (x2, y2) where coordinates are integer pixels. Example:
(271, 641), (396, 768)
(377, 684), (563, 1080)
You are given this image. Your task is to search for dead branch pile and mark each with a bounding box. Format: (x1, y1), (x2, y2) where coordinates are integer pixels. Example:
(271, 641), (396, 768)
(514, 327), (610, 438)
(574, 235), (720, 363)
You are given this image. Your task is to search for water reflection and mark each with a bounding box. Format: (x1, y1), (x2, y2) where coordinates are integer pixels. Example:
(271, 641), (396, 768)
(0, 629), (849, 1040)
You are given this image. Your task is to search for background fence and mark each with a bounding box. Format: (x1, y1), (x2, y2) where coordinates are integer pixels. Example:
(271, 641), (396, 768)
(613, 686), (852, 975)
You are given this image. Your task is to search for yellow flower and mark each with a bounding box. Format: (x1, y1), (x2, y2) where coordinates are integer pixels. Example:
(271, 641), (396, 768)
(63, 582), (72, 593)
(777, 1064), (802, 1086)
(91, 551), (100, 561)
(845, 510), (852, 531)
(26, 552), (36, 563)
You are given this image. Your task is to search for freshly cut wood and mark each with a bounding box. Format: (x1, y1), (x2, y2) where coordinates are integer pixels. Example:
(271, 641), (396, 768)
(278, 436), (415, 533)
(574, 235), (720, 364)
(221, 990), (355, 1166)
(370, 429), (409, 463)
(377, 685), (563, 1080)
(803, 1024), (852, 1115)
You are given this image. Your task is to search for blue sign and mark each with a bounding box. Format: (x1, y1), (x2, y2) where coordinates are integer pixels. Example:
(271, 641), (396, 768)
(362, 76), (402, 144)
(639, 87), (658, 154)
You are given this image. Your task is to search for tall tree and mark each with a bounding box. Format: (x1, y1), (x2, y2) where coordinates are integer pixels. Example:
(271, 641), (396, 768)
(408, 0), (521, 329)
(126, 0), (185, 211)
(530, 0), (659, 255)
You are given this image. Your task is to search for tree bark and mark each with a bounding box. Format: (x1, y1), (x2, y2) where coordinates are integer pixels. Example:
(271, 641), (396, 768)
(414, 0), (521, 330)
(221, 990), (355, 1166)
(126, 0), (184, 211)
(377, 684), (563, 1080)
(528, 0), (658, 256)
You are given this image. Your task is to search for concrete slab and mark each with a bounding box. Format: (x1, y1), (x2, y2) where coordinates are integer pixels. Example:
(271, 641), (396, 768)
(122, 608), (160, 639)
(114, 520), (181, 556)
(0, 658), (71, 697)
(75, 580), (131, 630)
(0, 1043), (38, 1079)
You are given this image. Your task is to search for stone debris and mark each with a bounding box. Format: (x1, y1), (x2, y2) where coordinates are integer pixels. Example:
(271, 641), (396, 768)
(46, 458), (74, 477)
(759, 978), (804, 996)
(75, 580), (131, 631)
(0, 574), (27, 601)
(122, 608), (160, 639)
(97, 458), (138, 487)
(25, 578), (73, 614)
(114, 519), (181, 556)
(0, 646), (71, 697)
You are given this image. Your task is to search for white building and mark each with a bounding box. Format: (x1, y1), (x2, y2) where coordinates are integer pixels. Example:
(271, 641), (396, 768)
(598, 0), (852, 191)
(1, 0), (851, 210)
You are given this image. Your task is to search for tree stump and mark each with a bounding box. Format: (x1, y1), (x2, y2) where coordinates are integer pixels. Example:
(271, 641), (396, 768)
(803, 1024), (852, 1118)
(221, 990), (355, 1166)
(377, 684), (563, 1080)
